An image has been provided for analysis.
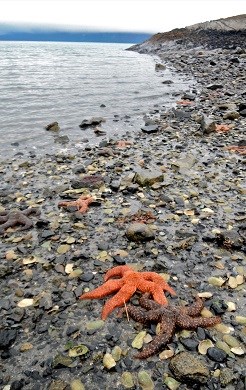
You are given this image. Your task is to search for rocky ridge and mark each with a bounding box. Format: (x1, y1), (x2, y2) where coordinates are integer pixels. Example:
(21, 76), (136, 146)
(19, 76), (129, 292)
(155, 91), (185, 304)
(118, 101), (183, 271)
(129, 14), (246, 52)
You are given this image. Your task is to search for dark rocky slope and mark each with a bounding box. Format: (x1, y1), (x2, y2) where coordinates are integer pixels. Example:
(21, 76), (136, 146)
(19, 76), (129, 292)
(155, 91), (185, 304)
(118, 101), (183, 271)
(129, 14), (246, 52)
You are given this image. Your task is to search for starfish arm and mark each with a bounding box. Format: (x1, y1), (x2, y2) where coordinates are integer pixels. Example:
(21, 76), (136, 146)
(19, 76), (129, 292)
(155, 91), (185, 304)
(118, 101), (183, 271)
(142, 272), (176, 296)
(0, 221), (12, 233)
(101, 283), (137, 319)
(135, 318), (175, 359)
(19, 218), (33, 230)
(79, 279), (123, 300)
(139, 293), (161, 311)
(176, 313), (221, 329)
(138, 281), (168, 305)
(23, 208), (40, 217)
(127, 305), (162, 324)
(104, 265), (132, 281)
(78, 204), (89, 213)
(77, 196), (94, 213)
(182, 296), (204, 316)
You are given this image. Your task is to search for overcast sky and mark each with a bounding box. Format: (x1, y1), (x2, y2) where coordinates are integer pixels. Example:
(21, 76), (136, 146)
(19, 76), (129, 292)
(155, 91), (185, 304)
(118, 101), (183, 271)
(1, 0), (245, 33)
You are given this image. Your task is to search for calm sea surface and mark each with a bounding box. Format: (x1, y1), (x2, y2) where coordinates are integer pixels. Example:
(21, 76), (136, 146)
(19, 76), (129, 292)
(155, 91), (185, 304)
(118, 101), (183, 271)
(0, 41), (192, 157)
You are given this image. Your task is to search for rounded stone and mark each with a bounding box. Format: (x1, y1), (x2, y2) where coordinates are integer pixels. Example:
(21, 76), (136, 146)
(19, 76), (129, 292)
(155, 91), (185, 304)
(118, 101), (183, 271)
(169, 352), (210, 384)
(207, 347), (227, 362)
(180, 338), (199, 351)
(125, 223), (155, 242)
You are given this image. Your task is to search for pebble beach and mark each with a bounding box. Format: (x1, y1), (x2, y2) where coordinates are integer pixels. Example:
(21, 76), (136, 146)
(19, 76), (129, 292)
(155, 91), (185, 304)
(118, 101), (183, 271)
(0, 35), (246, 390)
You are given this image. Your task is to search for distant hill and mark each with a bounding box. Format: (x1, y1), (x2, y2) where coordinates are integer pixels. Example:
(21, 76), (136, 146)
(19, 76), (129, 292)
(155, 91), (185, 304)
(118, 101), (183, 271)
(0, 25), (151, 44)
(129, 14), (246, 52)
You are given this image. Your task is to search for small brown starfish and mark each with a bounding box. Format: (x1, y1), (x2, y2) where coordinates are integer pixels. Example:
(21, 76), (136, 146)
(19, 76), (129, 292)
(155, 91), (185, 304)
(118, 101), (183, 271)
(125, 293), (221, 359)
(0, 208), (40, 235)
(79, 265), (176, 320)
(58, 195), (94, 213)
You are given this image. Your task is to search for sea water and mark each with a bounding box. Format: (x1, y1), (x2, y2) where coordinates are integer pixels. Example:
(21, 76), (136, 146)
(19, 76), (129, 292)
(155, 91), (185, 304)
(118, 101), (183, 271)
(0, 41), (192, 157)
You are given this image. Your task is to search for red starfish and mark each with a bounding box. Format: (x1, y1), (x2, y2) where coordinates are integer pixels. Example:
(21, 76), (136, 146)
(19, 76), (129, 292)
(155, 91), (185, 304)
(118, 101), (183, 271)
(79, 265), (176, 319)
(58, 195), (94, 213)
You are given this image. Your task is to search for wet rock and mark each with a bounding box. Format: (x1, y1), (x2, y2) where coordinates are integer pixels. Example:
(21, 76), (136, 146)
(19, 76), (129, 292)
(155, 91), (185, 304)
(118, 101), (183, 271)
(54, 135), (70, 144)
(49, 380), (68, 390)
(163, 376), (180, 390)
(200, 115), (216, 134)
(126, 223), (155, 242)
(80, 272), (94, 282)
(121, 371), (135, 388)
(155, 63), (166, 71)
(169, 352), (210, 384)
(180, 338), (199, 351)
(0, 265), (12, 278)
(137, 370), (154, 390)
(70, 379), (85, 390)
(172, 109), (191, 119)
(8, 308), (25, 322)
(71, 175), (104, 189)
(97, 147), (114, 157)
(79, 117), (105, 128)
(162, 80), (173, 84)
(45, 121), (60, 131)
(0, 329), (17, 349)
(52, 354), (74, 368)
(220, 368), (236, 387)
(133, 167), (164, 186)
(210, 300), (228, 315)
(66, 325), (80, 336)
(206, 84), (223, 90)
(216, 229), (244, 250)
(103, 353), (116, 369)
(223, 111), (240, 120)
(10, 379), (25, 389)
(207, 347), (227, 362)
(73, 165), (86, 174)
(141, 124), (159, 133)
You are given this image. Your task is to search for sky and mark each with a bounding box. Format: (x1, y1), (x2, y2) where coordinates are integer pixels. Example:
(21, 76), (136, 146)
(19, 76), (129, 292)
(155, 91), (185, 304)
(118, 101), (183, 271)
(1, 0), (245, 33)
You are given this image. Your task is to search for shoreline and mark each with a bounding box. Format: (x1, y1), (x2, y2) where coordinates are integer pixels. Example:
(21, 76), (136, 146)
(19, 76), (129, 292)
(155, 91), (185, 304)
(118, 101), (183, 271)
(0, 41), (245, 389)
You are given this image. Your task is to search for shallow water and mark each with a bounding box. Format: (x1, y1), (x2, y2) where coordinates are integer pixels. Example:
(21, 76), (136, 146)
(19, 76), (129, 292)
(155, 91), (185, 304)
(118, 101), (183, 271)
(0, 41), (193, 156)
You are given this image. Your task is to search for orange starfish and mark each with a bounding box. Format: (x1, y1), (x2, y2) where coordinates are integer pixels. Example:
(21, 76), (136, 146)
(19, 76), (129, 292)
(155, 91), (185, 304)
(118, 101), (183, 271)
(79, 265), (176, 319)
(226, 145), (246, 155)
(176, 100), (194, 106)
(215, 124), (231, 133)
(116, 140), (132, 148)
(58, 195), (94, 213)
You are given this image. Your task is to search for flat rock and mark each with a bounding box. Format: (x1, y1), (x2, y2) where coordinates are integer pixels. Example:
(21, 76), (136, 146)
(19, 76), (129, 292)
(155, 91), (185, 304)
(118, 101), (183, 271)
(206, 84), (223, 90)
(71, 175), (104, 189)
(169, 352), (210, 384)
(0, 328), (17, 349)
(125, 223), (155, 242)
(200, 114), (216, 134)
(45, 121), (60, 131)
(133, 167), (164, 187)
(79, 117), (105, 128)
(141, 124), (159, 133)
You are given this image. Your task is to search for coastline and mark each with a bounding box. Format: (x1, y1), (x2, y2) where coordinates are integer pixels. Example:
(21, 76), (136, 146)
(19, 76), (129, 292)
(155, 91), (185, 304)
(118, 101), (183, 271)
(0, 39), (245, 389)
